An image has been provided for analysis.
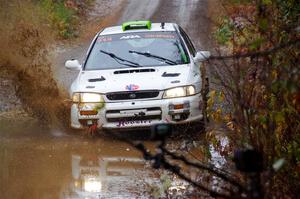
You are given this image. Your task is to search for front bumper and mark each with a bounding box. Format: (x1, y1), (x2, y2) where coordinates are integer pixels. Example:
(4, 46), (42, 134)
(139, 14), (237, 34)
(70, 93), (203, 130)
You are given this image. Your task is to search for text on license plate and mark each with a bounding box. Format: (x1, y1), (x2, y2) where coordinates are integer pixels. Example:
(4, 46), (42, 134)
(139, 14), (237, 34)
(116, 120), (151, 127)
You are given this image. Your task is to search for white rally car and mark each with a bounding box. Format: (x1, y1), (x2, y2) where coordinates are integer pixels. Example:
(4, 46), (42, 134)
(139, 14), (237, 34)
(65, 21), (210, 131)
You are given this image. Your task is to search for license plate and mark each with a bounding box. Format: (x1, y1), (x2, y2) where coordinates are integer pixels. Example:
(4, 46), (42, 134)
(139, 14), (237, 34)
(120, 109), (147, 115)
(116, 120), (151, 127)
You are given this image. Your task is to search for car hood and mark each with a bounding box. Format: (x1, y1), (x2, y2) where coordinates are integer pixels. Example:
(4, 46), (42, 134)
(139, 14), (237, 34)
(73, 64), (193, 93)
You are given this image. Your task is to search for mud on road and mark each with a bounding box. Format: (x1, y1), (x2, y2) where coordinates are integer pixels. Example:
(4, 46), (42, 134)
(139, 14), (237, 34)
(0, 1), (226, 199)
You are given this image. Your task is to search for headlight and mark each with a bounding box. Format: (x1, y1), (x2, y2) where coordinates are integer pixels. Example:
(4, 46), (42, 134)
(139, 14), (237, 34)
(163, 86), (196, 99)
(81, 93), (103, 103)
(72, 93), (103, 103)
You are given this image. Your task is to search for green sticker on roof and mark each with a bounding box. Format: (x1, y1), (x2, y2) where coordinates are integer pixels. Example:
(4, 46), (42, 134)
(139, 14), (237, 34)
(122, 20), (151, 31)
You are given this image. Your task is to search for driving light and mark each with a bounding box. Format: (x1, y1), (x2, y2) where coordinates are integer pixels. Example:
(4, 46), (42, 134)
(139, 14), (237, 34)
(163, 86), (196, 99)
(72, 93), (103, 103)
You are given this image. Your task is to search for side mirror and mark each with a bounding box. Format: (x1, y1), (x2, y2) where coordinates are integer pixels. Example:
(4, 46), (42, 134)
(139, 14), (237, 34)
(65, 59), (81, 70)
(193, 51), (211, 63)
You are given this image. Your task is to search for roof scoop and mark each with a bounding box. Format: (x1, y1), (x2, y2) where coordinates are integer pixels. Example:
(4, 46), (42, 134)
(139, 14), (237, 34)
(122, 20), (152, 31)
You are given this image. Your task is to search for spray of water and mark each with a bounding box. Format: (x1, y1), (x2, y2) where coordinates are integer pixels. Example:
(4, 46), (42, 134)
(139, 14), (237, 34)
(0, 1), (70, 129)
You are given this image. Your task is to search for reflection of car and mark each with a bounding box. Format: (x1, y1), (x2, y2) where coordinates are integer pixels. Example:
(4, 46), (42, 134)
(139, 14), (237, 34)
(61, 154), (189, 199)
(65, 20), (210, 130)
(60, 154), (148, 199)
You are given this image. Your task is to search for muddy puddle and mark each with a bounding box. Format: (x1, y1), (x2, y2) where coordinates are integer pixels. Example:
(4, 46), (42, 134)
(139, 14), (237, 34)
(0, 130), (152, 199)
(0, 128), (202, 199)
(0, 124), (231, 199)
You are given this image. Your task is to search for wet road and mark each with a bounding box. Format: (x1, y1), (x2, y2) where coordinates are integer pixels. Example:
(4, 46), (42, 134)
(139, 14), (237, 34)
(1, 1), (212, 198)
(0, 130), (159, 199)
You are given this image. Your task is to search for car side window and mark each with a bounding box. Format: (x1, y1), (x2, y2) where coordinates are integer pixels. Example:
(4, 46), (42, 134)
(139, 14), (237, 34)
(179, 27), (196, 57)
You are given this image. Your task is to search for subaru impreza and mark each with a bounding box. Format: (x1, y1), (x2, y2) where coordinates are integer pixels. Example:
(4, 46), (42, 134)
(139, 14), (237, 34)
(65, 21), (210, 131)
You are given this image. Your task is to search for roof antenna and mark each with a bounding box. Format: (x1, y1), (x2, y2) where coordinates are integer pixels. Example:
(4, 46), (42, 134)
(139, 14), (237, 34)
(161, 22), (165, 29)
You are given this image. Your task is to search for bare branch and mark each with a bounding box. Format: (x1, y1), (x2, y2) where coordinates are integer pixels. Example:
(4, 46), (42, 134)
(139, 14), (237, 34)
(110, 133), (239, 198)
(208, 39), (300, 60)
(161, 147), (244, 191)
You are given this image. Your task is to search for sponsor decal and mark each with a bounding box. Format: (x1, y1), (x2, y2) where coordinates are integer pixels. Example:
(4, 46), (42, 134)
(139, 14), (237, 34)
(145, 34), (175, 39)
(120, 35), (141, 40)
(97, 37), (112, 42)
(96, 33), (177, 42)
(117, 120), (151, 127)
(126, 84), (139, 91)
(171, 80), (180, 84)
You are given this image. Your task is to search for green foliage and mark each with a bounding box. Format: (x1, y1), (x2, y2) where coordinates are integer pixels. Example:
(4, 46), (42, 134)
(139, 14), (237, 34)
(249, 38), (265, 50)
(214, 18), (233, 45)
(39, 0), (77, 39)
(258, 17), (268, 31)
(210, 0), (300, 197)
(227, 0), (252, 4)
(262, 0), (272, 5)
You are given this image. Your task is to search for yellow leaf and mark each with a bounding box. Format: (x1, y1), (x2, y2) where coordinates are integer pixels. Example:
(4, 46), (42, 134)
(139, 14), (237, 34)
(272, 70), (278, 79)
(224, 114), (232, 123)
(210, 90), (216, 99)
(219, 91), (225, 102)
(207, 97), (214, 107)
(226, 121), (234, 130)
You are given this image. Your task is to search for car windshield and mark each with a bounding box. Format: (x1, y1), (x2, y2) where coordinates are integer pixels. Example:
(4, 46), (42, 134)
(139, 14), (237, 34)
(84, 31), (189, 70)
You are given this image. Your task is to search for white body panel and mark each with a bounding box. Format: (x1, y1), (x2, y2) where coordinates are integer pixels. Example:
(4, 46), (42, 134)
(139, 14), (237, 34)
(71, 64), (198, 93)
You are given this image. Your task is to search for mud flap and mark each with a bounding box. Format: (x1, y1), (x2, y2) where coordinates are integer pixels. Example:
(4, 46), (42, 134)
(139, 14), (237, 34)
(87, 124), (98, 137)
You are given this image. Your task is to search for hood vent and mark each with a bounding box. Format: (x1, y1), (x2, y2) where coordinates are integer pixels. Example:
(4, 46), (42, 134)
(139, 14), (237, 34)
(114, 68), (155, 74)
(162, 72), (180, 77)
(88, 76), (106, 82)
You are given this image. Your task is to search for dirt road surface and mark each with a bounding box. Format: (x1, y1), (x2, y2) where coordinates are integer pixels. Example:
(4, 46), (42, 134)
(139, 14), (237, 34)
(0, 1), (216, 198)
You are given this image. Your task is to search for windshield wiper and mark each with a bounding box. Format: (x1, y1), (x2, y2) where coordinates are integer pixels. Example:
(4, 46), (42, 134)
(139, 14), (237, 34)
(100, 50), (141, 68)
(129, 50), (177, 65)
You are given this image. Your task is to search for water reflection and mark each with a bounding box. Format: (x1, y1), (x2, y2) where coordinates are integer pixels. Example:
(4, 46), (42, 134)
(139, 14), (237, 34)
(0, 133), (155, 199)
(0, 128), (219, 199)
(61, 152), (149, 199)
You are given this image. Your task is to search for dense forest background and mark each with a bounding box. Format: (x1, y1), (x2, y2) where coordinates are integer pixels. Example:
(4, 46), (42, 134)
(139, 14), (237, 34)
(208, 0), (300, 198)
